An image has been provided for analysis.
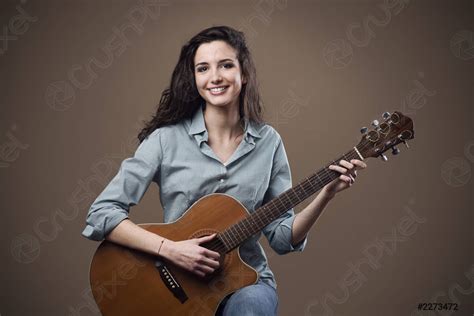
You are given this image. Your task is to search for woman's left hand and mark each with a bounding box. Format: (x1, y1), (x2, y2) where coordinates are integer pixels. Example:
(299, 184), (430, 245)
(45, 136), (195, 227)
(322, 159), (367, 199)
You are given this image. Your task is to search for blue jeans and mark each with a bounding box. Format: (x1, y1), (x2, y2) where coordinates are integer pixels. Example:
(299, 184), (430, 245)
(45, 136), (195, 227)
(215, 279), (279, 316)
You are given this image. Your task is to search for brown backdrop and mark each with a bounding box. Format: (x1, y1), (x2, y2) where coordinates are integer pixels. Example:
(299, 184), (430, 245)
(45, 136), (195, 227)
(1, 0), (473, 315)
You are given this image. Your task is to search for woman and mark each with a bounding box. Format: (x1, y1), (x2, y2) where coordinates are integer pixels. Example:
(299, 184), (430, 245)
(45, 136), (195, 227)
(82, 25), (366, 315)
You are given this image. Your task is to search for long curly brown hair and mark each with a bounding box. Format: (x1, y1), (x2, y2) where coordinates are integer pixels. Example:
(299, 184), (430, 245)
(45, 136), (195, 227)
(137, 25), (265, 143)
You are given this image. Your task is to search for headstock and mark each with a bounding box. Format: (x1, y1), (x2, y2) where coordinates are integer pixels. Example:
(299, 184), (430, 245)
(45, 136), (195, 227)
(356, 111), (414, 161)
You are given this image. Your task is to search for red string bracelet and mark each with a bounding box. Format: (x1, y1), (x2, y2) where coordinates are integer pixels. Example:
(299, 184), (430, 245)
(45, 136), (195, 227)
(157, 238), (166, 256)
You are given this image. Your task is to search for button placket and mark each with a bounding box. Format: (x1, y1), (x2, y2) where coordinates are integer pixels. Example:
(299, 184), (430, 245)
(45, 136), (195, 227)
(218, 165), (227, 185)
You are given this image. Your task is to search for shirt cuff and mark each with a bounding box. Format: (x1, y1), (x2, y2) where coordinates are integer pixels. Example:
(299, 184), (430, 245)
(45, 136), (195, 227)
(269, 213), (308, 254)
(280, 215), (308, 252)
(81, 209), (129, 241)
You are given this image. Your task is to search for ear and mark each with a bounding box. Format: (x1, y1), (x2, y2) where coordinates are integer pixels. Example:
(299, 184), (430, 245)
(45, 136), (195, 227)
(242, 75), (247, 85)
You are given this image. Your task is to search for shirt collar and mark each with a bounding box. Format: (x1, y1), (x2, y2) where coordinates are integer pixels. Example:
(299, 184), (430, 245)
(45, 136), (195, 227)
(188, 103), (262, 146)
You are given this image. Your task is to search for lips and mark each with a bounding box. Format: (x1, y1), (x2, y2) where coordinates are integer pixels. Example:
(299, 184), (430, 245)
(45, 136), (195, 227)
(207, 85), (229, 95)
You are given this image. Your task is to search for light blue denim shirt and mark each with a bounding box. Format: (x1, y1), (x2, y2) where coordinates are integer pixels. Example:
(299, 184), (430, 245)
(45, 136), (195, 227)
(82, 103), (308, 289)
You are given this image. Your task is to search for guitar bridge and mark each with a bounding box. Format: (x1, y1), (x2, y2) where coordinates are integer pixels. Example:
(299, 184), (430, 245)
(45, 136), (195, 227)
(155, 259), (188, 304)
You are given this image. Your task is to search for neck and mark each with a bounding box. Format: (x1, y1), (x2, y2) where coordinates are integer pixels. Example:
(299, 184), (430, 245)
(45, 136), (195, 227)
(203, 102), (243, 142)
(204, 146), (363, 253)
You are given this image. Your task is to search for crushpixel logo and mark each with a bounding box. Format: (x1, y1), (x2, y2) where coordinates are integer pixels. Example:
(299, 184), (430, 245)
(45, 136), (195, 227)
(323, 39), (353, 69)
(450, 30), (474, 61)
(11, 233), (41, 264)
(45, 81), (76, 111)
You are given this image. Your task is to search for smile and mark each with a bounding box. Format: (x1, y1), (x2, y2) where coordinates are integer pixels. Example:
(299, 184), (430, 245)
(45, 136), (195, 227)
(207, 86), (229, 95)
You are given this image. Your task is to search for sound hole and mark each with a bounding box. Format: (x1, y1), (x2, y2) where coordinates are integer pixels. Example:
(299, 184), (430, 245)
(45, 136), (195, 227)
(189, 229), (231, 274)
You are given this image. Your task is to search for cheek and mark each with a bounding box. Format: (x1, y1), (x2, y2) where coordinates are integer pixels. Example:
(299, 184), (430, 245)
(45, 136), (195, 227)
(194, 75), (205, 88)
(230, 73), (243, 88)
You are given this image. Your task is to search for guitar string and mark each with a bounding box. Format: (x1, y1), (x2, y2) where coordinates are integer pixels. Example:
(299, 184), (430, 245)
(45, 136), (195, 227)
(204, 148), (366, 253)
(204, 149), (361, 253)
(202, 132), (401, 253)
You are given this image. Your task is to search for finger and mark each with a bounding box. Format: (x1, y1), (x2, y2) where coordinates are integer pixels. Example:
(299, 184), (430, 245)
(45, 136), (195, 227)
(198, 256), (220, 269)
(196, 264), (215, 275)
(329, 164), (347, 174)
(339, 160), (354, 170)
(348, 174), (355, 183)
(193, 269), (206, 277)
(340, 174), (352, 184)
(350, 159), (367, 169)
(197, 233), (217, 243)
(202, 248), (220, 260)
(346, 168), (357, 178)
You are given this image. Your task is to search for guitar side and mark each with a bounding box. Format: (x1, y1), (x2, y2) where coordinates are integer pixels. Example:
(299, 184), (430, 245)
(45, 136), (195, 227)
(89, 194), (258, 316)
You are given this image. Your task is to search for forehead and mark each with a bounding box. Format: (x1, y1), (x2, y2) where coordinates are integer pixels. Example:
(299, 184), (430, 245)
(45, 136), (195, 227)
(194, 40), (237, 64)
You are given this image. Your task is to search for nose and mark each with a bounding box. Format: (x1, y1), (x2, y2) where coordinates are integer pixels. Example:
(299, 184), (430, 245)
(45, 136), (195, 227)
(210, 67), (223, 84)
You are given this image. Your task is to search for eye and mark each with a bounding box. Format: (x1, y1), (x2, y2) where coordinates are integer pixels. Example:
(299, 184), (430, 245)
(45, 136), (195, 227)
(196, 66), (207, 73)
(223, 63), (234, 69)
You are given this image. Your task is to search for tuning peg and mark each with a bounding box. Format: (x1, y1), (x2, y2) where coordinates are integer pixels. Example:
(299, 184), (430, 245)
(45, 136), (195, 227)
(380, 154), (388, 162)
(382, 112), (391, 120)
(398, 134), (410, 148)
(391, 146), (400, 155)
(360, 127), (368, 134)
(371, 120), (379, 128)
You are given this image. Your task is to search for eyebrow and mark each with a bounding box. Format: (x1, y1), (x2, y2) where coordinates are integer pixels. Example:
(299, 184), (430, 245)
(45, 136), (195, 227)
(195, 58), (235, 68)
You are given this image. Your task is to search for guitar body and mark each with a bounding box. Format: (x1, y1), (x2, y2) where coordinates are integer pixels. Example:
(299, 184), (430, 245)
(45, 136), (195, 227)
(89, 194), (258, 316)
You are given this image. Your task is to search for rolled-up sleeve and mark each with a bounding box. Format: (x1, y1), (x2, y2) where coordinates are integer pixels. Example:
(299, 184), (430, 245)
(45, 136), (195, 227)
(81, 129), (163, 241)
(262, 135), (308, 255)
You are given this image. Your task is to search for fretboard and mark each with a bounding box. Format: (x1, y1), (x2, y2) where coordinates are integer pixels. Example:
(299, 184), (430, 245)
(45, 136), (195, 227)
(218, 146), (363, 252)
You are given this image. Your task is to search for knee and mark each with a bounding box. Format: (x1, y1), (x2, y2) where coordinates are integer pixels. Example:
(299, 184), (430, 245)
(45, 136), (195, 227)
(223, 285), (278, 316)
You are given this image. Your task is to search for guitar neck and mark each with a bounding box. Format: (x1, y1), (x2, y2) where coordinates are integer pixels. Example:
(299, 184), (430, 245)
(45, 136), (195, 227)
(218, 146), (363, 252)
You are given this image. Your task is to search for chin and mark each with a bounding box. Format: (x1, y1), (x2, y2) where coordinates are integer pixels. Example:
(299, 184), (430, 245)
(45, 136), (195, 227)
(207, 100), (233, 108)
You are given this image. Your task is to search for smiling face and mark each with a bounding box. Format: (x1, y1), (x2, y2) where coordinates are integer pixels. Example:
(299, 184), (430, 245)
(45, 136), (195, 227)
(194, 40), (246, 110)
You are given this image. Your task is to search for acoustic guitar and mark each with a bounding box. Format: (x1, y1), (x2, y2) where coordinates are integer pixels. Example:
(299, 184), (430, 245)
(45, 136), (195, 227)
(89, 111), (414, 315)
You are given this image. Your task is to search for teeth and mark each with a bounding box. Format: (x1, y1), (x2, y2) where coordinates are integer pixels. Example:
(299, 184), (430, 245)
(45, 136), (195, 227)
(210, 86), (227, 92)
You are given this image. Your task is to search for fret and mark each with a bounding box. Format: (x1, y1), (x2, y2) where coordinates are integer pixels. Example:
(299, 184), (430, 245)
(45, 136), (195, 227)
(240, 218), (251, 236)
(290, 189), (301, 203)
(255, 211), (265, 227)
(235, 222), (245, 238)
(300, 181), (309, 196)
(230, 228), (241, 248)
(228, 226), (238, 244)
(217, 233), (229, 251)
(294, 185), (303, 201)
(281, 192), (292, 208)
(301, 182), (313, 197)
(231, 226), (242, 246)
(322, 166), (332, 181)
(254, 213), (264, 230)
(303, 177), (316, 192)
(277, 193), (285, 208)
(249, 213), (258, 232)
(314, 172), (325, 187)
(248, 216), (259, 234)
(307, 176), (317, 190)
(242, 217), (254, 236)
(221, 231), (232, 250)
(267, 201), (279, 222)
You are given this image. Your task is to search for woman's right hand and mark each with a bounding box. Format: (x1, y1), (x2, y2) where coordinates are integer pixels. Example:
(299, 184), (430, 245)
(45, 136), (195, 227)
(159, 234), (221, 277)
